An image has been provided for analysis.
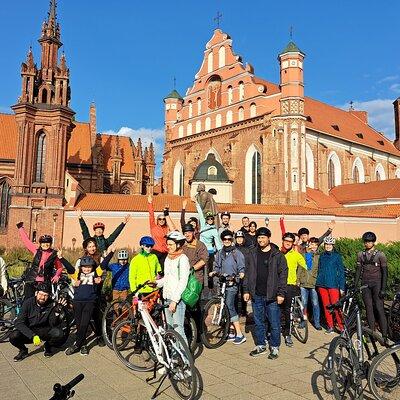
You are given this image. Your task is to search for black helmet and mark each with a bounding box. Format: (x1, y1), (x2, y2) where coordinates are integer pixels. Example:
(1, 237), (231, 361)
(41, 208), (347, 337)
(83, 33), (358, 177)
(39, 234), (53, 244)
(220, 230), (234, 240)
(36, 282), (52, 294)
(298, 227), (310, 236)
(362, 231), (377, 243)
(256, 227), (271, 238)
(80, 256), (97, 267)
(282, 232), (296, 242)
(182, 223), (195, 233)
(221, 211), (231, 218)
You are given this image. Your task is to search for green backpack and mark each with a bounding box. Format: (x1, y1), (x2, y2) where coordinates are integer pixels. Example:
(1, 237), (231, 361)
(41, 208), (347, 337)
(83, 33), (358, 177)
(177, 258), (203, 308)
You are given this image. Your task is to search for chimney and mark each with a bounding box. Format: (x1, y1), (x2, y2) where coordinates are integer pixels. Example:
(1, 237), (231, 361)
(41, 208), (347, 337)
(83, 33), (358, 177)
(394, 98), (400, 149)
(89, 102), (97, 147)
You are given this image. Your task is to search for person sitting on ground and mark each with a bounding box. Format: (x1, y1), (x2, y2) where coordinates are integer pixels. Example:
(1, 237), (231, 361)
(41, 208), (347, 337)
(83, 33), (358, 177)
(316, 236), (345, 334)
(239, 216), (250, 234)
(244, 221), (258, 248)
(77, 208), (130, 253)
(297, 237), (322, 330)
(218, 211), (232, 235)
(0, 248), (6, 296)
(16, 222), (63, 299)
(9, 283), (67, 361)
(211, 230), (246, 344)
(129, 236), (161, 295)
(180, 199), (200, 239)
(297, 221), (335, 254)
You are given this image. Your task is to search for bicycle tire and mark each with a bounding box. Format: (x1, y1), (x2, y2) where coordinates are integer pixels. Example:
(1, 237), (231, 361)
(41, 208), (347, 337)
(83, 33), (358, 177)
(102, 300), (131, 349)
(200, 298), (230, 349)
(163, 329), (197, 400)
(291, 299), (308, 344)
(348, 326), (383, 362)
(368, 344), (400, 400)
(111, 318), (155, 372)
(0, 299), (16, 342)
(184, 312), (198, 354)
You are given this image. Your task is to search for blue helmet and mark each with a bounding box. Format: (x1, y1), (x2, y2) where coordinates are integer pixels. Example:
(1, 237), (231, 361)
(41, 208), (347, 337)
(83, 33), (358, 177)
(140, 236), (155, 247)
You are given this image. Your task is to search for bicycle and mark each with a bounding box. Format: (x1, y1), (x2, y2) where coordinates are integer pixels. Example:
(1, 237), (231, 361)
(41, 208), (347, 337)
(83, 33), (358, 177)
(290, 294), (308, 344)
(200, 273), (237, 349)
(112, 282), (197, 400)
(49, 373), (84, 400)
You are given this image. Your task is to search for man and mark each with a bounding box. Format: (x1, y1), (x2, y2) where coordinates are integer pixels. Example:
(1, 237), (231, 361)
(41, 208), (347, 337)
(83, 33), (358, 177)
(9, 283), (66, 361)
(240, 216), (250, 234)
(218, 211), (231, 235)
(235, 231), (252, 317)
(77, 208), (130, 253)
(195, 183), (219, 224)
(297, 221), (335, 254)
(280, 232), (307, 347)
(243, 227), (288, 360)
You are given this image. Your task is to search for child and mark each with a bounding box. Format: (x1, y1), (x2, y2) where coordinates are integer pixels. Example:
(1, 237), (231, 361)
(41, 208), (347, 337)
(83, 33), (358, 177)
(105, 249), (130, 303)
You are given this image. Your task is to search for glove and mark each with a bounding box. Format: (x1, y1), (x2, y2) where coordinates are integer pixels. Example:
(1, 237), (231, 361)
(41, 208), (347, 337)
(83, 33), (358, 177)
(379, 291), (386, 299)
(163, 208), (169, 217)
(51, 275), (60, 284)
(33, 335), (41, 346)
(16, 222), (24, 229)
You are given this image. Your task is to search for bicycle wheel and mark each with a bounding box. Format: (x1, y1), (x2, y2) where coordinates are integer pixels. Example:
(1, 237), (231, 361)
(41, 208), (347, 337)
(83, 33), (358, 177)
(328, 336), (363, 399)
(112, 318), (155, 372)
(102, 300), (131, 349)
(291, 299), (308, 344)
(164, 329), (197, 400)
(184, 312), (198, 354)
(368, 344), (400, 400)
(201, 298), (229, 349)
(349, 326), (383, 362)
(0, 299), (16, 342)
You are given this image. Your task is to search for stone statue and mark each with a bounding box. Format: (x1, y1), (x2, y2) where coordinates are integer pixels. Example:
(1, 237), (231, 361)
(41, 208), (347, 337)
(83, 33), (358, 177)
(195, 183), (220, 227)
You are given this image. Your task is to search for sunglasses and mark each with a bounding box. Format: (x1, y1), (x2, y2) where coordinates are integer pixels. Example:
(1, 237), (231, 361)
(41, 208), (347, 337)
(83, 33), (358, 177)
(158, 218), (166, 221)
(223, 238), (233, 241)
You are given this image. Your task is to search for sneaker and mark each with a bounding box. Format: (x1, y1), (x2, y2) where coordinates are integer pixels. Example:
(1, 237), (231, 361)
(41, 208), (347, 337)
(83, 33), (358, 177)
(325, 328), (334, 335)
(285, 335), (294, 347)
(268, 346), (279, 360)
(250, 345), (267, 357)
(96, 337), (105, 347)
(80, 345), (89, 356)
(233, 335), (246, 345)
(13, 349), (28, 362)
(44, 344), (53, 358)
(227, 333), (236, 341)
(315, 326), (322, 331)
(65, 344), (79, 356)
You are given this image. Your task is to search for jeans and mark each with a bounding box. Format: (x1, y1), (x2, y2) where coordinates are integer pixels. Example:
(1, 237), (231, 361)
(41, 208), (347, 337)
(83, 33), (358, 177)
(301, 287), (321, 328)
(225, 285), (239, 323)
(252, 295), (281, 348)
(165, 299), (187, 344)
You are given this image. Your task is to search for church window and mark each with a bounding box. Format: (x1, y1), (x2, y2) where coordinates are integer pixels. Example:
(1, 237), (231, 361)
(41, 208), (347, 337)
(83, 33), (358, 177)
(35, 132), (46, 183)
(218, 46), (226, 68)
(173, 162), (184, 196)
(352, 157), (365, 183)
(228, 85), (233, 105)
(187, 123), (192, 135)
(0, 180), (11, 228)
(197, 98), (201, 115)
(205, 117), (211, 131)
(188, 101), (193, 118)
(207, 75), (222, 110)
(305, 143), (314, 188)
(208, 166), (217, 176)
(395, 168), (400, 178)
(42, 88), (48, 104)
(226, 110), (233, 124)
(239, 81), (245, 101)
(327, 151), (342, 189)
(215, 114), (222, 128)
(196, 120), (201, 134)
(250, 103), (257, 117)
(375, 163), (385, 181)
(238, 106), (244, 121)
(251, 151), (261, 204)
(328, 158), (335, 189)
(207, 52), (213, 73)
(178, 126), (184, 138)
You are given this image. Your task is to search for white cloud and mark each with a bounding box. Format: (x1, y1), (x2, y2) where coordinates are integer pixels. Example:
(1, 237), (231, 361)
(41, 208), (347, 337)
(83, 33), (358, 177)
(101, 126), (165, 177)
(390, 83), (400, 94)
(378, 75), (399, 84)
(338, 99), (395, 138)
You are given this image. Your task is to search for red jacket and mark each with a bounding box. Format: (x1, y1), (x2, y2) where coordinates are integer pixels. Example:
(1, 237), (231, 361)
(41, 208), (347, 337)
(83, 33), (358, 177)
(148, 203), (168, 253)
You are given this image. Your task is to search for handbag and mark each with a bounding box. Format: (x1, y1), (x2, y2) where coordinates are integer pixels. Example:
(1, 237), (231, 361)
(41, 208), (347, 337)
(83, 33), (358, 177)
(177, 258), (203, 308)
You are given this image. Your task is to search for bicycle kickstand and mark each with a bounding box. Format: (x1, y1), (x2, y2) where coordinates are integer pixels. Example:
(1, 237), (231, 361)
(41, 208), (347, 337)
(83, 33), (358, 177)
(146, 362), (168, 400)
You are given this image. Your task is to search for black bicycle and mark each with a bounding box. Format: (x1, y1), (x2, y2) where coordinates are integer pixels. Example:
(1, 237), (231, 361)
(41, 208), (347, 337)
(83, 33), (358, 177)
(49, 373), (84, 400)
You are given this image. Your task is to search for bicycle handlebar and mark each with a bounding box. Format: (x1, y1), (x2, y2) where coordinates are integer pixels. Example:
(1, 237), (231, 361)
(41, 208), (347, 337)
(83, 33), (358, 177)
(49, 373), (84, 400)
(326, 285), (368, 312)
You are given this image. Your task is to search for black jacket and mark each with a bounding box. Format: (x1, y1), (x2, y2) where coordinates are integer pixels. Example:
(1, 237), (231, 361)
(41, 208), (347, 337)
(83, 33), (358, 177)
(243, 243), (288, 301)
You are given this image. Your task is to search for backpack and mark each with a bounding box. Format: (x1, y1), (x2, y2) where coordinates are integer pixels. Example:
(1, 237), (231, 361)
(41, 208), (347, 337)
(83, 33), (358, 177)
(177, 257), (203, 308)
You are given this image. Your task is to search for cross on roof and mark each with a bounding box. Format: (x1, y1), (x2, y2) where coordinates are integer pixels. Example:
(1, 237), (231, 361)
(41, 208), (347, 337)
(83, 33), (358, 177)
(173, 76), (176, 89)
(214, 11), (222, 28)
(290, 26), (293, 40)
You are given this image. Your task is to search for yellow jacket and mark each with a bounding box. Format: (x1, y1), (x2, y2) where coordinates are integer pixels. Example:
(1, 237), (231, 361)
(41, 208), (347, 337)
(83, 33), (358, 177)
(284, 249), (307, 285)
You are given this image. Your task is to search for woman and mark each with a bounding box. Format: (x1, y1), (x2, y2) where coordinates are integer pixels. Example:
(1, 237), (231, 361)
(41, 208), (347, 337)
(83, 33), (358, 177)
(156, 231), (190, 343)
(316, 236), (345, 334)
(244, 221), (258, 248)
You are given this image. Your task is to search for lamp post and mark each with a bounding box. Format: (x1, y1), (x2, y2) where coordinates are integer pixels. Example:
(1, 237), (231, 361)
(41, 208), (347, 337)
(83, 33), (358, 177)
(52, 213), (58, 248)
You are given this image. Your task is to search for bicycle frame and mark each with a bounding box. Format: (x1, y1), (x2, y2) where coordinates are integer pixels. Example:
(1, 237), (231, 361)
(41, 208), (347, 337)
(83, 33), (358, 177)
(290, 295), (305, 333)
(211, 280), (227, 326)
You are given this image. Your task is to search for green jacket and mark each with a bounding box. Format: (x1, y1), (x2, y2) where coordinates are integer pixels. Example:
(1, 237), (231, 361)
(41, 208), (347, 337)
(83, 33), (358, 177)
(79, 217), (126, 253)
(297, 253), (320, 289)
(129, 251), (161, 294)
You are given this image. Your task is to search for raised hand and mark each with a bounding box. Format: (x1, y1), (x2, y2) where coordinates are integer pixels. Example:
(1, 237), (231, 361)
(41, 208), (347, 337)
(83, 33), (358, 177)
(147, 194), (152, 204)
(182, 199), (188, 209)
(77, 208), (83, 219)
(328, 220), (336, 230)
(124, 214), (131, 224)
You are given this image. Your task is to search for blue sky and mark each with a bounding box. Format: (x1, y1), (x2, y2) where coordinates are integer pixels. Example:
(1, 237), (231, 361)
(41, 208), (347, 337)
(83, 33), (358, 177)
(1, 1), (400, 175)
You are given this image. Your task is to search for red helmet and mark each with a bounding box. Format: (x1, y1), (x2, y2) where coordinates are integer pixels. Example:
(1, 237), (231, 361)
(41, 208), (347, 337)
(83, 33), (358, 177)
(93, 222), (105, 230)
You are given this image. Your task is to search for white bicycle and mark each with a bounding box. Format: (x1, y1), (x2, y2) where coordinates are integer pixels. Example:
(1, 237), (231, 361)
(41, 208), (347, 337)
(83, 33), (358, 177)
(112, 282), (197, 400)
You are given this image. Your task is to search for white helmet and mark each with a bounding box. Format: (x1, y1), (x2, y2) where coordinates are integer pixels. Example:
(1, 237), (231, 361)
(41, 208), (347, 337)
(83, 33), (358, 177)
(166, 231), (186, 243)
(323, 236), (336, 245)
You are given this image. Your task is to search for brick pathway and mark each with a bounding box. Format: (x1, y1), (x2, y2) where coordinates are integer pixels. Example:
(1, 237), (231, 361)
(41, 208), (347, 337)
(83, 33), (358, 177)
(0, 320), (342, 400)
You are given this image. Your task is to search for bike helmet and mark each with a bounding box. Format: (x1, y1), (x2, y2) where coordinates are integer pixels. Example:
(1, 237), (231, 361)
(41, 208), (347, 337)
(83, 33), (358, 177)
(182, 223), (195, 233)
(166, 231), (186, 243)
(221, 211), (231, 218)
(36, 282), (52, 294)
(139, 236), (155, 247)
(256, 227), (271, 238)
(362, 231), (377, 243)
(220, 230), (234, 240)
(79, 256), (97, 267)
(117, 249), (129, 260)
(282, 232), (296, 242)
(39, 234), (53, 244)
(323, 236), (336, 245)
(298, 227), (310, 236)
(93, 222), (105, 230)
(235, 230), (245, 238)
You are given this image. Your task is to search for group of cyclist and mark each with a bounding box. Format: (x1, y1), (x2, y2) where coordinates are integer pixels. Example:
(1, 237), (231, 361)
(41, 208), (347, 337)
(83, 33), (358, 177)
(1, 195), (389, 365)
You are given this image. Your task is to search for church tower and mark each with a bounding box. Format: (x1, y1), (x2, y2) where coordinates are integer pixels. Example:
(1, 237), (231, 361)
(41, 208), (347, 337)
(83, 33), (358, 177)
(8, 0), (75, 245)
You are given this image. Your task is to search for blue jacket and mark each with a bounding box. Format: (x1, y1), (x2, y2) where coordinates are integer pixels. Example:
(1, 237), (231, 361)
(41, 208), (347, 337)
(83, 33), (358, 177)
(214, 247), (245, 277)
(196, 202), (222, 253)
(107, 262), (130, 291)
(316, 251), (345, 291)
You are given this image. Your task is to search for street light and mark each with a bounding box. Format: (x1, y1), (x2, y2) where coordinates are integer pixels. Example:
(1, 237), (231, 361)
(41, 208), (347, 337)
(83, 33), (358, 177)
(52, 213), (58, 248)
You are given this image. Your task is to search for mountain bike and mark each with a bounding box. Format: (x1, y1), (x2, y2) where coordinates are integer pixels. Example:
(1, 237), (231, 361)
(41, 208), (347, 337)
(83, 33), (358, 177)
(291, 294), (308, 344)
(49, 373), (84, 400)
(112, 281), (197, 400)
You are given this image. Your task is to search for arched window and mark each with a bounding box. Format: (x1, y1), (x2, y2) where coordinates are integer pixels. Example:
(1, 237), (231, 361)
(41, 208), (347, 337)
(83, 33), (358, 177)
(375, 163), (386, 181)
(197, 98), (201, 115)
(218, 46), (226, 68)
(205, 117), (211, 131)
(207, 52), (213, 73)
(226, 110), (233, 124)
(195, 120), (201, 134)
(227, 85), (233, 105)
(188, 101), (193, 118)
(0, 180), (12, 228)
(178, 126), (184, 138)
(35, 132), (46, 183)
(215, 114), (222, 128)
(173, 162), (184, 196)
(250, 103), (257, 118)
(327, 151), (341, 189)
(395, 168), (400, 178)
(238, 107), (244, 121)
(187, 123), (192, 135)
(245, 145), (261, 204)
(352, 157), (365, 183)
(208, 166), (217, 176)
(305, 143), (314, 188)
(239, 81), (245, 101)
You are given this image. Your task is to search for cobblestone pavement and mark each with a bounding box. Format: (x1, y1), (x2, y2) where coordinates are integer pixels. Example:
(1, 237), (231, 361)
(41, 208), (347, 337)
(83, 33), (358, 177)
(0, 321), (373, 400)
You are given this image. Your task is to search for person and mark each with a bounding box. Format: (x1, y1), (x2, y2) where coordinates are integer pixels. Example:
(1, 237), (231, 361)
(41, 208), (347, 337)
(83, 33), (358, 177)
(16, 222), (63, 299)
(0, 248), (6, 295)
(354, 231), (388, 340)
(240, 216), (250, 234)
(211, 230), (246, 344)
(180, 199), (200, 239)
(9, 283), (67, 361)
(156, 231), (190, 343)
(297, 221), (335, 254)
(77, 208), (130, 253)
(280, 232), (307, 347)
(104, 249), (131, 303)
(243, 227), (288, 360)
(297, 237), (322, 330)
(62, 252), (113, 356)
(195, 183), (219, 227)
(244, 221), (258, 248)
(316, 236), (345, 334)
(129, 236), (162, 295)
(218, 211), (231, 235)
